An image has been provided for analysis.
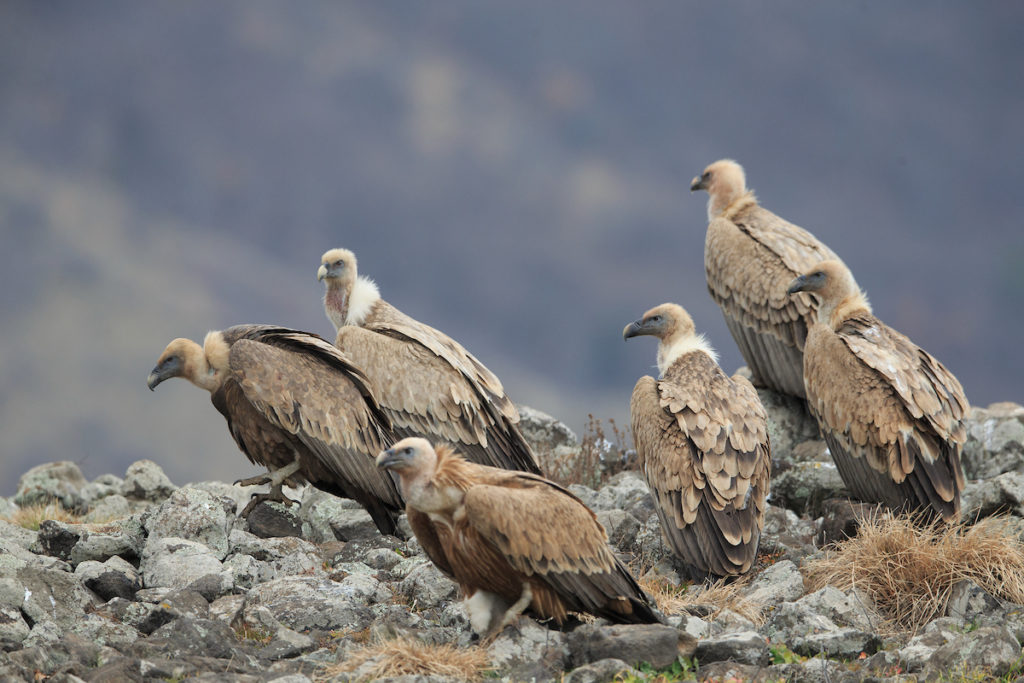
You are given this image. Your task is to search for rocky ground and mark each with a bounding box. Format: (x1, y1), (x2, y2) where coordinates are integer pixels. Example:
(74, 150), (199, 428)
(2, 394), (1024, 682)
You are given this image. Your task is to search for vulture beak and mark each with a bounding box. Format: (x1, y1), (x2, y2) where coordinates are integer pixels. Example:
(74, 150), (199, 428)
(623, 320), (645, 341)
(787, 275), (810, 295)
(690, 175), (707, 192)
(376, 447), (410, 471)
(316, 264), (329, 282)
(146, 356), (183, 391)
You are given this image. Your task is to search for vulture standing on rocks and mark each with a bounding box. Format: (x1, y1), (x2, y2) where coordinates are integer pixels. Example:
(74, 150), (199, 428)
(376, 437), (662, 637)
(318, 248), (542, 476)
(147, 325), (404, 535)
(691, 159), (849, 399)
(788, 261), (967, 521)
(624, 304), (770, 579)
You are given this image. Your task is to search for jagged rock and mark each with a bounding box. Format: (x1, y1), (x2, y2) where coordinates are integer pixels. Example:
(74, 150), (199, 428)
(595, 509), (640, 551)
(963, 403), (1024, 479)
(488, 619), (569, 681)
(564, 658), (638, 683)
(771, 461), (847, 517)
(770, 656), (845, 683)
(698, 661), (773, 682)
(517, 404), (579, 454)
(755, 387), (820, 467)
(122, 460), (177, 502)
(629, 514), (674, 568)
(84, 493), (131, 523)
(743, 560), (805, 606)
(793, 627), (880, 659)
(946, 580), (1002, 625)
(961, 471), (1024, 518)
(133, 617), (248, 662)
(3, 633), (112, 679)
(14, 461), (88, 510)
(242, 576), (374, 632)
(140, 536), (227, 590)
(300, 490), (379, 543)
(246, 501), (303, 538)
(74, 556), (142, 601)
(926, 625), (1021, 678)
(567, 623), (694, 669)
(35, 519), (81, 561)
(0, 497), (15, 519)
(17, 567), (98, 630)
(68, 516), (146, 566)
(210, 594), (246, 625)
(695, 630), (770, 666)
(396, 559), (458, 609)
(230, 534), (323, 583)
(145, 487), (233, 559)
(760, 505), (817, 562)
(0, 602), (30, 652)
(0, 520), (37, 554)
(586, 471), (652, 514)
(68, 611), (140, 650)
(81, 474), (125, 506)
(898, 617), (963, 671)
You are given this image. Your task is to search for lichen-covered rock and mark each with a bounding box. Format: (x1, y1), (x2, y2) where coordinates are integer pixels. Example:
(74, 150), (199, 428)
(242, 576), (374, 632)
(793, 586), (881, 633)
(961, 471), (1024, 518)
(743, 560), (805, 606)
(81, 473), (125, 507)
(517, 404), (579, 455)
(246, 500), (303, 538)
(140, 536), (227, 590)
(898, 617), (963, 671)
(122, 459), (177, 502)
(17, 567), (98, 630)
(567, 623), (694, 669)
(488, 619), (569, 681)
(14, 461), (89, 511)
(595, 509), (640, 551)
(760, 505), (817, 563)
(74, 556), (142, 601)
(696, 630), (770, 666)
(396, 559), (458, 608)
(67, 515), (146, 567)
(925, 625), (1021, 678)
(963, 403), (1024, 479)
(300, 489), (380, 542)
(84, 493), (131, 522)
(564, 658), (638, 683)
(771, 461), (847, 517)
(755, 387), (821, 467)
(0, 602), (30, 651)
(145, 487), (233, 559)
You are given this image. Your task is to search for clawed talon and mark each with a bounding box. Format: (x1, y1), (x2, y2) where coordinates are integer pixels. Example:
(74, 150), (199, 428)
(482, 582), (532, 643)
(236, 461), (303, 516)
(235, 473), (272, 488)
(239, 485), (301, 516)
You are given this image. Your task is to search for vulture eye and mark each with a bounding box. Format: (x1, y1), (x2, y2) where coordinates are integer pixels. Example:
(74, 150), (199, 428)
(703, 171), (711, 180)
(335, 260), (344, 267)
(403, 447), (413, 455)
(651, 315), (662, 323)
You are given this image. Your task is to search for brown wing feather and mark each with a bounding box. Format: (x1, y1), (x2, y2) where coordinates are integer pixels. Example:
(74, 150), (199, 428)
(705, 203), (839, 397)
(407, 509), (455, 579)
(630, 354), (770, 579)
(336, 320), (541, 474)
(803, 314), (965, 521)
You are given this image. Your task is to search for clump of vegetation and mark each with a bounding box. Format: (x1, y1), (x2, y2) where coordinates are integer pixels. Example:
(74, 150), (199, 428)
(1, 502), (81, 530)
(324, 636), (491, 682)
(804, 513), (1024, 633)
(617, 657), (698, 682)
(232, 623), (273, 646)
(545, 414), (635, 489)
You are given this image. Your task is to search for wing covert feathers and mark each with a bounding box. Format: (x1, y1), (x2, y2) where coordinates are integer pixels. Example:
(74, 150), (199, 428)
(803, 312), (967, 521)
(630, 352), (770, 579)
(705, 201), (841, 398)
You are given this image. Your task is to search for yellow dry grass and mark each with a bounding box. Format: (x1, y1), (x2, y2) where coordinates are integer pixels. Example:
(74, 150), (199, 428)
(323, 637), (491, 682)
(1, 502), (81, 530)
(638, 572), (764, 626)
(804, 513), (1024, 634)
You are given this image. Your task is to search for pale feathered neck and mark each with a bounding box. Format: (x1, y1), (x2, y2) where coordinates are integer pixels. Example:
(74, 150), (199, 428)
(182, 332), (227, 392)
(345, 276), (380, 326)
(658, 333), (718, 376)
(715, 191), (757, 222)
(823, 291), (872, 330)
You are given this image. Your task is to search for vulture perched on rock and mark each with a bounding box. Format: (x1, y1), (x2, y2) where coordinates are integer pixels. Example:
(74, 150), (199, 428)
(147, 325), (404, 535)
(691, 159), (850, 399)
(624, 304), (770, 580)
(788, 261), (967, 522)
(376, 437), (661, 636)
(318, 248), (542, 476)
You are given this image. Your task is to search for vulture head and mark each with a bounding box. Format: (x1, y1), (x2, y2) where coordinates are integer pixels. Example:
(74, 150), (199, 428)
(317, 248), (357, 288)
(147, 334), (226, 393)
(148, 338), (197, 391)
(377, 437), (437, 475)
(690, 159), (748, 220)
(319, 247), (381, 330)
(788, 260), (869, 325)
(624, 304), (716, 375)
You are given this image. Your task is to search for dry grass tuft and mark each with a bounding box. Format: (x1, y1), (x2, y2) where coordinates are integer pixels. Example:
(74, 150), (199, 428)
(638, 572), (764, 626)
(545, 414), (634, 489)
(324, 636), (491, 682)
(1, 502), (81, 530)
(804, 512), (1024, 634)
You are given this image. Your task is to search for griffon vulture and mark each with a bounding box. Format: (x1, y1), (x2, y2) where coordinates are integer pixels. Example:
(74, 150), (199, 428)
(624, 304), (770, 579)
(787, 261), (967, 521)
(376, 437), (661, 636)
(318, 248), (542, 476)
(147, 324), (404, 535)
(691, 159), (852, 399)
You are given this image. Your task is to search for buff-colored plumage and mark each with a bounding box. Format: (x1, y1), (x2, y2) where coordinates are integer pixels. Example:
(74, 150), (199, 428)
(789, 261), (968, 521)
(692, 159), (853, 398)
(377, 438), (660, 635)
(319, 248), (541, 475)
(625, 304), (770, 579)
(147, 325), (403, 535)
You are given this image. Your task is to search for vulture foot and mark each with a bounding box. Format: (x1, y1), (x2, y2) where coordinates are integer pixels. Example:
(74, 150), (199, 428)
(239, 485), (300, 517)
(483, 582), (533, 643)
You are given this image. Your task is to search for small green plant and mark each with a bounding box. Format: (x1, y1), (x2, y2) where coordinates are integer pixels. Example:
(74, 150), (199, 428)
(768, 643), (805, 665)
(616, 657), (697, 682)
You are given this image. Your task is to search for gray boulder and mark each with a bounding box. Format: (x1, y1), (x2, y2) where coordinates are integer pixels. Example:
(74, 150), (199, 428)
(396, 559), (459, 609)
(696, 630), (770, 666)
(743, 560), (805, 606)
(963, 402), (1024, 479)
(771, 461), (847, 517)
(517, 404), (578, 454)
(145, 487), (233, 559)
(755, 387), (820, 467)
(300, 490), (380, 542)
(84, 493), (131, 522)
(140, 536), (227, 590)
(80, 473), (125, 507)
(567, 623), (694, 669)
(564, 659), (638, 683)
(488, 619), (569, 682)
(16, 567), (98, 630)
(926, 625), (1021, 678)
(14, 461), (88, 510)
(242, 575), (374, 632)
(122, 459), (177, 501)
(74, 556), (142, 601)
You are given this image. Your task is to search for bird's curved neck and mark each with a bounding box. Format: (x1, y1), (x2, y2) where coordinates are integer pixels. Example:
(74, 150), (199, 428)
(658, 333), (717, 376)
(324, 276), (380, 331)
(712, 191), (756, 222)
(184, 335), (226, 392)
(821, 292), (871, 329)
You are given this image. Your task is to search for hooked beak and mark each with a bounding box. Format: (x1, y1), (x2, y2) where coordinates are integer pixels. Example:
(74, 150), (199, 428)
(787, 275), (810, 296)
(623, 320), (645, 341)
(146, 356), (182, 391)
(316, 264), (329, 282)
(690, 175), (708, 192)
(376, 447), (408, 471)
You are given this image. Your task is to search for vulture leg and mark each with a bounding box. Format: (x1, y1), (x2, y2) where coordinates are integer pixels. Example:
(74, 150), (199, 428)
(486, 581), (533, 642)
(237, 459), (302, 515)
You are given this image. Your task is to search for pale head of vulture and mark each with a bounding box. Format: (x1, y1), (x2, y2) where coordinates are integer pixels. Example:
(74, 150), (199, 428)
(377, 437), (459, 514)
(690, 159), (748, 220)
(787, 260), (870, 328)
(318, 247), (380, 329)
(623, 303), (718, 376)
(146, 332), (229, 393)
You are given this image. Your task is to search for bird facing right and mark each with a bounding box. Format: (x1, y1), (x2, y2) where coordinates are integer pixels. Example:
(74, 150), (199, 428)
(624, 303), (770, 580)
(787, 260), (968, 522)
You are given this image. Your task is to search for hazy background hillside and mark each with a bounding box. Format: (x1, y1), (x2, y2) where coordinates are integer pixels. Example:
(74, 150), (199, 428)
(1, 2), (1021, 493)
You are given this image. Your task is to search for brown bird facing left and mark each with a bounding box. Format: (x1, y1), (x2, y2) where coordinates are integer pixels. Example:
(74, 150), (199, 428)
(376, 437), (662, 638)
(788, 261), (968, 522)
(147, 324), (404, 535)
(624, 303), (771, 580)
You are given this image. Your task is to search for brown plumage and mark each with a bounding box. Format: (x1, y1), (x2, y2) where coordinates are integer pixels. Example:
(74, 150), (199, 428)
(624, 304), (770, 579)
(788, 261), (968, 522)
(147, 324), (404, 535)
(376, 437), (661, 636)
(691, 159), (853, 398)
(318, 248), (541, 476)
